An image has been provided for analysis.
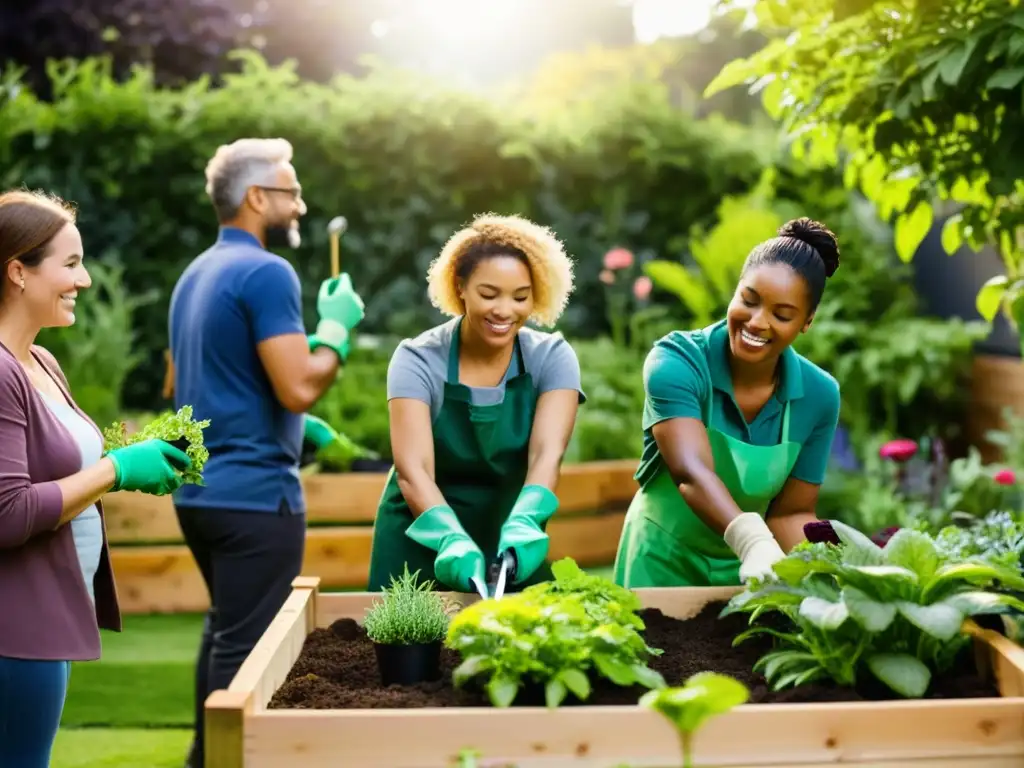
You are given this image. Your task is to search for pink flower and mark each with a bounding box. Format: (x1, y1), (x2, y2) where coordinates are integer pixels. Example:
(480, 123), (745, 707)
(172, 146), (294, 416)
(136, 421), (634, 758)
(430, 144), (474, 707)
(994, 468), (1016, 485)
(603, 247), (634, 271)
(633, 276), (653, 300)
(879, 439), (917, 463)
(599, 269), (616, 285)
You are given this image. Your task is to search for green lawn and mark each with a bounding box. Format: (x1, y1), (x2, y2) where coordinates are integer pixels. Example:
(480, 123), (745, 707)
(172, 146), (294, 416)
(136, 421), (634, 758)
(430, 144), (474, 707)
(62, 613), (202, 728)
(52, 728), (192, 768)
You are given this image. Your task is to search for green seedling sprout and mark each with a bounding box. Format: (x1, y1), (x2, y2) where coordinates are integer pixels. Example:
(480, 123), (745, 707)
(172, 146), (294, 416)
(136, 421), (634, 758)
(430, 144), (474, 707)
(639, 672), (749, 768)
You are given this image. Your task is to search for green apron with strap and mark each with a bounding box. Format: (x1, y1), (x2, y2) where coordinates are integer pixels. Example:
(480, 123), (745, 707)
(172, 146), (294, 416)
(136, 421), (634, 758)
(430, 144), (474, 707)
(612, 389), (801, 588)
(367, 319), (553, 592)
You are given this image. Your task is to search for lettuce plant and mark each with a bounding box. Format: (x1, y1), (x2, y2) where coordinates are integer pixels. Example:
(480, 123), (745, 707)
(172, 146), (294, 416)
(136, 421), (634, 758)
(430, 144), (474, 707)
(102, 405), (210, 485)
(445, 558), (665, 708)
(723, 521), (1024, 698)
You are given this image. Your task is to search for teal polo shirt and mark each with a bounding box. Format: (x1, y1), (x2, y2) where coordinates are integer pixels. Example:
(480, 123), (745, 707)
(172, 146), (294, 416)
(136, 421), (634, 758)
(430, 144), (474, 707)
(635, 319), (840, 490)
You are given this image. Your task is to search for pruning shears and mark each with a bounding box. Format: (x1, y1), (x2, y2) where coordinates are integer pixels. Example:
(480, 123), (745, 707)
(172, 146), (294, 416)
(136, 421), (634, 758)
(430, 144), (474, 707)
(470, 550), (516, 601)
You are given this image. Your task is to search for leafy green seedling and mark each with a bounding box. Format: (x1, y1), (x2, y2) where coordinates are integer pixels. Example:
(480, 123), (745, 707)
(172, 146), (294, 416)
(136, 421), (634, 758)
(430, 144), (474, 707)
(364, 565), (454, 645)
(640, 672), (749, 768)
(446, 558), (664, 708)
(102, 405), (210, 485)
(723, 520), (1024, 698)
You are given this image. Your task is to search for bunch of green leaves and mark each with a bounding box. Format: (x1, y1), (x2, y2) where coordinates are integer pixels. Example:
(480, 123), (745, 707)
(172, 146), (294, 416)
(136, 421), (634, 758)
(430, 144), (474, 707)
(102, 405), (210, 486)
(934, 511), (1024, 571)
(363, 565), (454, 646)
(639, 672), (750, 768)
(723, 520), (1024, 698)
(445, 559), (664, 708)
(522, 557), (646, 630)
(706, 0), (1024, 351)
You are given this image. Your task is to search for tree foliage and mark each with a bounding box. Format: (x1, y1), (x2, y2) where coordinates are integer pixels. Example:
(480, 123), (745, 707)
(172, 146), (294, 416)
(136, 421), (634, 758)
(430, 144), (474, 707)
(706, 0), (1024, 343)
(0, 53), (764, 409)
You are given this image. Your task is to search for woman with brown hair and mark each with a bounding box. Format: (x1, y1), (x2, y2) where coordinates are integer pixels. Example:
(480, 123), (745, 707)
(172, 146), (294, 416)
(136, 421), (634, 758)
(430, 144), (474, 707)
(366, 213), (585, 596)
(0, 189), (190, 767)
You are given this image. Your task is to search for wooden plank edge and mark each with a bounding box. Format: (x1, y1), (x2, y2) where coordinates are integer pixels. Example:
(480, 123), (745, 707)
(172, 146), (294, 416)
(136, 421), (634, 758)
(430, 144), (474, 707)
(204, 689), (249, 768)
(244, 698), (1024, 767)
(102, 458), (640, 544)
(227, 585), (311, 700)
(109, 512), (626, 611)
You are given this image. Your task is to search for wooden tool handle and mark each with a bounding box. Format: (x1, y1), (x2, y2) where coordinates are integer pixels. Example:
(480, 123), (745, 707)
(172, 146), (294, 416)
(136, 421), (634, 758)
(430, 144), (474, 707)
(330, 237), (340, 278)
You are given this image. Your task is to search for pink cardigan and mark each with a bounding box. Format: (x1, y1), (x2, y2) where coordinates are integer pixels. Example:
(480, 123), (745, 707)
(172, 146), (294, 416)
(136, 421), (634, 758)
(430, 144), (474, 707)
(0, 342), (122, 661)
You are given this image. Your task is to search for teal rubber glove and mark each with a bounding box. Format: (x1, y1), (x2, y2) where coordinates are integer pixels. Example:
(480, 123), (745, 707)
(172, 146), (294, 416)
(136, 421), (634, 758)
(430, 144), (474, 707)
(498, 485), (559, 584)
(308, 273), (365, 362)
(303, 414), (339, 450)
(406, 504), (486, 593)
(107, 439), (191, 495)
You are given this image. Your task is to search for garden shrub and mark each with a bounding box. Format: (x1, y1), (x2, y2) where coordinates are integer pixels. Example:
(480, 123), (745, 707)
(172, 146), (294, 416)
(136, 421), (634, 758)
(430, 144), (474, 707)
(0, 53), (765, 412)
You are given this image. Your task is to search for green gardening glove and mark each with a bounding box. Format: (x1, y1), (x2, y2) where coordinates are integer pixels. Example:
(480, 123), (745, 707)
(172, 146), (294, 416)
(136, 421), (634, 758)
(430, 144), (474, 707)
(497, 485), (559, 584)
(308, 273), (365, 362)
(406, 505), (486, 593)
(106, 439), (191, 496)
(303, 414), (339, 451)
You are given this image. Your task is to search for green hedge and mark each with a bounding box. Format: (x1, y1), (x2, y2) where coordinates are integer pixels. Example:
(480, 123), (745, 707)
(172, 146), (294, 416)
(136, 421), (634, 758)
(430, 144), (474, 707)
(0, 54), (766, 410)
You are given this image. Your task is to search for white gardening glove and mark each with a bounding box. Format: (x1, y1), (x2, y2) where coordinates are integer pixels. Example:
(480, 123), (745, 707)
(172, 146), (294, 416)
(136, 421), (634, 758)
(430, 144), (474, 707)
(724, 513), (786, 583)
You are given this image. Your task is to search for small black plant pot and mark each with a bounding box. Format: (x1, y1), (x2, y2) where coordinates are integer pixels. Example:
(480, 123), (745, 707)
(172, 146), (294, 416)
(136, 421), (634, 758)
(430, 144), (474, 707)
(373, 641), (442, 686)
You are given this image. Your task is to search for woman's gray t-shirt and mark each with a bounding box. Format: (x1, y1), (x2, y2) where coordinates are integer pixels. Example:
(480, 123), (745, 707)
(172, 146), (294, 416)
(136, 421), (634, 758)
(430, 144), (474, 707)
(386, 318), (586, 418)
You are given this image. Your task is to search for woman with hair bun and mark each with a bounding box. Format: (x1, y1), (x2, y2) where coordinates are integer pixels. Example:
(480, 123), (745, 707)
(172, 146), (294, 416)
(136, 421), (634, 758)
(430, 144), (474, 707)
(367, 213), (585, 594)
(613, 217), (842, 588)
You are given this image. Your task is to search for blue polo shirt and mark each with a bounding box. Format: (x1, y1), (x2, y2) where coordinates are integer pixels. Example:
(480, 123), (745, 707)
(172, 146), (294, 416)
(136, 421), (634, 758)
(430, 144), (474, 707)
(168, 227), (306, 514)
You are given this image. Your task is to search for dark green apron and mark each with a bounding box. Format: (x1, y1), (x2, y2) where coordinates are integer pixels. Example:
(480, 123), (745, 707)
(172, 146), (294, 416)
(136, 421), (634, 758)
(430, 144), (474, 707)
(367, 319), (553, 592)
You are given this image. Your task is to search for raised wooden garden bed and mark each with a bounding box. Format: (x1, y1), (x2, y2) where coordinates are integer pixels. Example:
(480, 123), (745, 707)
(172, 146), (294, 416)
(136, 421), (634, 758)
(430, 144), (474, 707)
(203, 577), (1024, 768)
(101, 460), (639, 613)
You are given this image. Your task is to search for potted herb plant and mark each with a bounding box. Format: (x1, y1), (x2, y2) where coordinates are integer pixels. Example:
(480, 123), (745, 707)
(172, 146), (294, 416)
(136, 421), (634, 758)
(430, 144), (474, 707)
(364, 565), (453, 686)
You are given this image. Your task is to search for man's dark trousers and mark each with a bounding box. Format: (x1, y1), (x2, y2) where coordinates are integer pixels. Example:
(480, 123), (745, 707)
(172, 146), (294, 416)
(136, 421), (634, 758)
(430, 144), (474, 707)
(174, 502), (305, 767)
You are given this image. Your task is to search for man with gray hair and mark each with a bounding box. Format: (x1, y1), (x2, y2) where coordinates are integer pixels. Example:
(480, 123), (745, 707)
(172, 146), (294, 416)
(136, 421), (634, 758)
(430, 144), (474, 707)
(167, 137), (364, 768)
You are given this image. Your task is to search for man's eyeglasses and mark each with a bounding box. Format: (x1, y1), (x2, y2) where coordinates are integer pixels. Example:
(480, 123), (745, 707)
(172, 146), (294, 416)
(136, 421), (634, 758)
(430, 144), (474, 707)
(256, 185), (303, 200)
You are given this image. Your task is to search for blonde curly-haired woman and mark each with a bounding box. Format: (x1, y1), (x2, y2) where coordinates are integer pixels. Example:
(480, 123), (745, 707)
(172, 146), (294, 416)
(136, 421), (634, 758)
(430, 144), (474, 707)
(367, 214), (585, 594)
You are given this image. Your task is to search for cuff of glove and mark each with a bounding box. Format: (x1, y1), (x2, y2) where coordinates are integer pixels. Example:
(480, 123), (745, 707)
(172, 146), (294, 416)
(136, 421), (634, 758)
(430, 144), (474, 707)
(106, 453), (125, 492)
(509, 484), (559, 525)
(724, 513), (779, 561)
(310, 319), (350, 360)
(406, 504), (469, 551)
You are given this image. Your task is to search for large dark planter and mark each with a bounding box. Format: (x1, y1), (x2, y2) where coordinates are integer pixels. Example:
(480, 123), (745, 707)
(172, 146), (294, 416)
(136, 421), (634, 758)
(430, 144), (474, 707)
(912, 212), (1020, 358)
(373, 640), (442, 686)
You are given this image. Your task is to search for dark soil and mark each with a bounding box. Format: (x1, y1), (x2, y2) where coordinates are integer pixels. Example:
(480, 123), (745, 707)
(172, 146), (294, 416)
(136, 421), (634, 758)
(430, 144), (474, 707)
(266, 602), (999, 710)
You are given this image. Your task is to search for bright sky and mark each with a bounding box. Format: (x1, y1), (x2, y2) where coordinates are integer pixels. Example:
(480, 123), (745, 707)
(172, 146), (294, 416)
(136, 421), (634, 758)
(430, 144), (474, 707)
(632, 0), (722, 42)
(371, 0), (744, 43)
